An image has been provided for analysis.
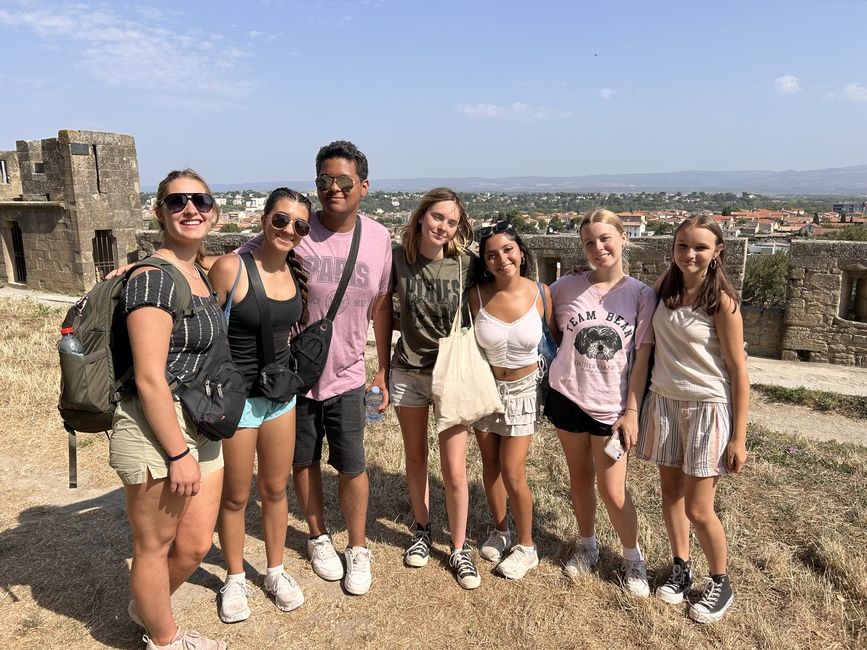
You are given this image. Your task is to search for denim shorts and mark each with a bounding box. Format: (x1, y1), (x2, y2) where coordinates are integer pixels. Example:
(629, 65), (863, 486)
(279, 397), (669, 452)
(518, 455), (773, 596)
(294, 385), (366, 476)
(389, 366), (433, 408)
(110, 396), (224, 485)
(238, 395), (296, 429)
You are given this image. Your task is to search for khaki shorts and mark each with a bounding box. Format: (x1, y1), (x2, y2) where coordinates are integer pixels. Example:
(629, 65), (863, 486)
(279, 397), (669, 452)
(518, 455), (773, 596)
(110, 396), (224, 485)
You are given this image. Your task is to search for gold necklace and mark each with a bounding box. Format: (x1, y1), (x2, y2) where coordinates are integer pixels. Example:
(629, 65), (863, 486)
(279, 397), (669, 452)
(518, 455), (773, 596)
(152, 251), (201, 280)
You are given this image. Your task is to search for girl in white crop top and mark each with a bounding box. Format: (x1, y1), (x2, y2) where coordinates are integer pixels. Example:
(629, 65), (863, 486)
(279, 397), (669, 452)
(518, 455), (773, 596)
(636, 216), (748, 624)
(468, 222), (557, 581)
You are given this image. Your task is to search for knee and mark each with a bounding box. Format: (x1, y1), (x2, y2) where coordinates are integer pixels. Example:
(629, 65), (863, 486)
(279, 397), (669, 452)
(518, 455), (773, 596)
(405, 452), (428, 475)
(174, 533), (213, 565)
(221, 488), (251, 514)
(500, 463), (526, 491)
(660, 480), (684, 504)
(257, 477), (289, 504)
(597, 479), (626, 509)
(684, 502), (716, 527)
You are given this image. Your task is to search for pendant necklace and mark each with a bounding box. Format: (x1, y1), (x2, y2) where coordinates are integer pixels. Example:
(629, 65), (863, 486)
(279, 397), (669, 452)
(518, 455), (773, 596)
(152, 251), (201, 281)
(420, 257), (444, 293)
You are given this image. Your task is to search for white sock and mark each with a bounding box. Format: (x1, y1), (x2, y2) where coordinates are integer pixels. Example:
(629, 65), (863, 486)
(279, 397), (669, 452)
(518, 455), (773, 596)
(266, 565), (283, 579)
(225, 571), (245, 584)
(622, 545), (643, 562)
(581, 535), (598, 551)
(516, 544), (537, 553)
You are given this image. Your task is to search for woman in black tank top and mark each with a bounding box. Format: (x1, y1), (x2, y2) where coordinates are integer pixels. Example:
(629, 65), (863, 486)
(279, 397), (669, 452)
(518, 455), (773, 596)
(207, 188), (311, 622)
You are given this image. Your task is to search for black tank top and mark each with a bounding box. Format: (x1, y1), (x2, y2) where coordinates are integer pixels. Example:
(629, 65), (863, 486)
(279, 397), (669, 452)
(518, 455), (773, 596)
(227, 270), (303, 397)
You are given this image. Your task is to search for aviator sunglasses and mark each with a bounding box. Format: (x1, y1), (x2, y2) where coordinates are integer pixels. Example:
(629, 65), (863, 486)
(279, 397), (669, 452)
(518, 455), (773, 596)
(477, 220), (516, 239)
(270, 212), (311, 236)
(160, 192), (215, 213)
(315, 173), (361, 194)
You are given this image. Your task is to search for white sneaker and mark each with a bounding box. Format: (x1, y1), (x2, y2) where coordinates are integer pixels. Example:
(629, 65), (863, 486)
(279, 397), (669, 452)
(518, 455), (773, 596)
(480, 529), (512, 562)
(218, 579), (251, 623)
(622, 559), (651, 597)
(496, 544), (539, 580)
(563, 545), (599, 577)
(264, 570), (304, 612)
(343, 546), (372, 596)
(144, 629), (227, 649)
(307, 534), (344, 581)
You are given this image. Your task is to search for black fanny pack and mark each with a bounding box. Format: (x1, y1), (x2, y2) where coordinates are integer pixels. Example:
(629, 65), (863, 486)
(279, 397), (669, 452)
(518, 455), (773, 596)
(170, 273), (245, 440)
(274, 217), (361, 395)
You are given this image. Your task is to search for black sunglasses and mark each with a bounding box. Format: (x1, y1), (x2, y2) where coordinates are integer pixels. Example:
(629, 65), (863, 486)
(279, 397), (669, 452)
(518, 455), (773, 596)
(315, 173), (360, 194)
(270, 212), (311, 236)
(478, 220), (516, 239)
(160, 192), (215, 214)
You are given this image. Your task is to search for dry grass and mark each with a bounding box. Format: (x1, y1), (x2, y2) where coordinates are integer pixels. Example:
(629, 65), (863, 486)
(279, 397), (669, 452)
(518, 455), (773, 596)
(0, 297), (865, 649)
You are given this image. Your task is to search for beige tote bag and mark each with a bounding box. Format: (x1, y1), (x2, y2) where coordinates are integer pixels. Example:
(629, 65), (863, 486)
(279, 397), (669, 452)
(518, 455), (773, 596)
(431, 260), (504, 432)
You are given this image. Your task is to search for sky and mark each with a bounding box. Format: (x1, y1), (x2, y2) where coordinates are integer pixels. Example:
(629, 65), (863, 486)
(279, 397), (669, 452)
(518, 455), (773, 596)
(1, 0), (866, 187)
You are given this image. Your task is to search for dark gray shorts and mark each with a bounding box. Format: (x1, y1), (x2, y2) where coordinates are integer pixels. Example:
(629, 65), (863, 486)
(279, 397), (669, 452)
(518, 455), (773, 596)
(294, 384), (366, 476)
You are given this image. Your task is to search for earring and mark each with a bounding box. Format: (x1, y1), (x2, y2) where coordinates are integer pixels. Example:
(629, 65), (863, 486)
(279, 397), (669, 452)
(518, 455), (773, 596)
(710, 259), (717, 270)
(483, 269), (492, 279)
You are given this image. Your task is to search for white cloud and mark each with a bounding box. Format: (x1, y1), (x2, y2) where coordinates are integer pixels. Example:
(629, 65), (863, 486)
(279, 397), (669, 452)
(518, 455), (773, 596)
(843, 83), (867, 102)
(598, 87), (617, 100)
(774, 74), (802, 94)
(0, 1), (254, 109)
(457, 102), (572, 122)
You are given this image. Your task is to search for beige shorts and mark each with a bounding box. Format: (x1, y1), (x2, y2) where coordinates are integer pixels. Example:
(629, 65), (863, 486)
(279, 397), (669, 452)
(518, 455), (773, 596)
(110, 396), (224, 485)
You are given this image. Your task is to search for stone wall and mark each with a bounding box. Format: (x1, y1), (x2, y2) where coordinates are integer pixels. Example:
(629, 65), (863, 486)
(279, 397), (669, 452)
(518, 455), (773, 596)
(0, 130), (140, 293)
(522, 234), (747, 290)
(782, 240), (867, 366)
(742, 306), (784, 358)
(0, 151), (22, 201)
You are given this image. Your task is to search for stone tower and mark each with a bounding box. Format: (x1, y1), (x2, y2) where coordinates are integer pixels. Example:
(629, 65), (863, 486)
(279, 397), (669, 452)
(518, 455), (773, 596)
(0, 129), (140, 293)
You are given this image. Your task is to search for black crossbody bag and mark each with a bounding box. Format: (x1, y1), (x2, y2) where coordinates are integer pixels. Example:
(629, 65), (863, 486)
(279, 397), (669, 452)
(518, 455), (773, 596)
(241, 252), (305, 401)
(289, 216), (362, 394)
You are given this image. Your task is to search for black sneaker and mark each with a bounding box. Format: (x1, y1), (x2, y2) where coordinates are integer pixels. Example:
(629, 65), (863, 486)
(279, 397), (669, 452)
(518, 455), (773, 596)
(656, 557), (693, 604)
(403, 523), (432, 568)
(689, 574), (734, 624)
(449, 544), (481, 590)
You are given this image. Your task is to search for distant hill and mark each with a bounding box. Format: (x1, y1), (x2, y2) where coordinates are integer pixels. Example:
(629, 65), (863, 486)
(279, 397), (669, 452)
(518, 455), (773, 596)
(161, 164), (867, 196)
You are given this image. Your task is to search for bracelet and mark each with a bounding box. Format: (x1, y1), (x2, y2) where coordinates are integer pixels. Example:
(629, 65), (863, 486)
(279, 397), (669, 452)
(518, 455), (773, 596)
(625, 408), (638, 413)
(168, 447), (190, 462)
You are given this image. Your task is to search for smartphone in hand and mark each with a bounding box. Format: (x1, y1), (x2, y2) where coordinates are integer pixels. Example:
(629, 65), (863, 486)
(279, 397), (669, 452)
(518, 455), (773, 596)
(604, 429), (625, 461)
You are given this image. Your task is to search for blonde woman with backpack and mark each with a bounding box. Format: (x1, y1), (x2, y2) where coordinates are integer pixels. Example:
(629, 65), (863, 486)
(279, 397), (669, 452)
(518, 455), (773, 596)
(112, 170), (228, 650)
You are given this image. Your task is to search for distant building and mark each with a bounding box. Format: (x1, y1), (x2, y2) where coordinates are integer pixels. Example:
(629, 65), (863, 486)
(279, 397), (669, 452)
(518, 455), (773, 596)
(832, 201), (866, 218)
(0, 130), (140, 293)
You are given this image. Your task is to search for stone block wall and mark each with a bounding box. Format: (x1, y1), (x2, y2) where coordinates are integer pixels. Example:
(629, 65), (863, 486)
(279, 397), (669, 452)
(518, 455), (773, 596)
(522, 234), (747, 290)
(782, 240), (867, 366)
(0, 150), (22, 201)
(742, 306), (784, 358)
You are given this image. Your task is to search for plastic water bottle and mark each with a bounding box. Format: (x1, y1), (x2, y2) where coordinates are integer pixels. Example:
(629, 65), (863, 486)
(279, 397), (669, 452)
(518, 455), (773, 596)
(58, 326), (85, 355)
(365, 386), (384, 423)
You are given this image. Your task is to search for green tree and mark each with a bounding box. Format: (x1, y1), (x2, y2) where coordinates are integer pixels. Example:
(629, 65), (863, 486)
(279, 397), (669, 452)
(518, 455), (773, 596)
(820, 224), (867, 241)
(220, 223), (241, 233)
(646, 220), (676, 235)
(721, 206), (732, 216)
(147, 218), (160, 230)
(742, 252), (789, 308)
(549, 216), (564, 231)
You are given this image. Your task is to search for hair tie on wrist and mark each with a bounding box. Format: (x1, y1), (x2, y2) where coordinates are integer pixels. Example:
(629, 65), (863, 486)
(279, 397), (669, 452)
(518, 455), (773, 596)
(168, 447), (190, 462)
(625, 408), (638, 413)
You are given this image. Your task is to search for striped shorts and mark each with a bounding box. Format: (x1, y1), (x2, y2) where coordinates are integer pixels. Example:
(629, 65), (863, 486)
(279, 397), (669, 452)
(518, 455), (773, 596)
(636, 391), (731, 477)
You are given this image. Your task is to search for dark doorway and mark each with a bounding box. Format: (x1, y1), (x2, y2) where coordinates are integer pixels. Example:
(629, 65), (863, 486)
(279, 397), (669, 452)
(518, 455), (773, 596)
(10, 222), (26, 283)
(92, 229), (117, 281)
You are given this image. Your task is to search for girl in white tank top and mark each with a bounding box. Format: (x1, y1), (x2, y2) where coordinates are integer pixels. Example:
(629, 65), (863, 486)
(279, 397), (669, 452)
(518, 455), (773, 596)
(468, 222), (556, 581)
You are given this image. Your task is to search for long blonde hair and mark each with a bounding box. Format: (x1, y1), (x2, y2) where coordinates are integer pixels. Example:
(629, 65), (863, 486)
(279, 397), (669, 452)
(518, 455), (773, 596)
(579, 208), (625, 235)
(401, 187), (472, 264)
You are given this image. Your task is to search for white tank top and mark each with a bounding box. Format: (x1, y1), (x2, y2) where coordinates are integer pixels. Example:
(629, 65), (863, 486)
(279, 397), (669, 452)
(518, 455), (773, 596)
(474, 285), (543, 368)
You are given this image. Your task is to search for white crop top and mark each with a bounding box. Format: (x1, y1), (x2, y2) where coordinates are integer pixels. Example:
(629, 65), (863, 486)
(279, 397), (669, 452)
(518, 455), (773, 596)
(474, 285), (543, 368)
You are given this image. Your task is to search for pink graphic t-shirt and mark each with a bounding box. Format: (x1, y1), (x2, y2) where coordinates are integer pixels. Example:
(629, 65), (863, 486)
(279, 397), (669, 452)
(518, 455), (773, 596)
(549, 272), (656, 424)
(237, 211), (393, 401)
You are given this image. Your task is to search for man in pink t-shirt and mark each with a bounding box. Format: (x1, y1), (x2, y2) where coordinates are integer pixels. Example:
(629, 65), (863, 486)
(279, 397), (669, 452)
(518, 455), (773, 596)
(238, 141), (393, 596)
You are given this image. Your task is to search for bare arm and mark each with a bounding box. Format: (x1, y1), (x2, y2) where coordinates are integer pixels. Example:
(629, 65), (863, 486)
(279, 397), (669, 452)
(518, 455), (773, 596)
(207, 253), (242, 308)
(370, 292), (393, 411)
(715, 295), (749, 473)
(613, 342), (653, 452)
(126, 281), (201, 495)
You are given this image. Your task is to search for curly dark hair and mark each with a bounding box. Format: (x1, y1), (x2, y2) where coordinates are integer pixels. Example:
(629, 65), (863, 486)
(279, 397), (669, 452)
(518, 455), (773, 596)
(315, 140), (368, 180)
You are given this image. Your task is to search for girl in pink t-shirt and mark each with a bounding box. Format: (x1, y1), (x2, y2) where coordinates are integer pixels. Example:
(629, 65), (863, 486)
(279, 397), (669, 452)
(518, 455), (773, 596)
(545, 209), (655, 597)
